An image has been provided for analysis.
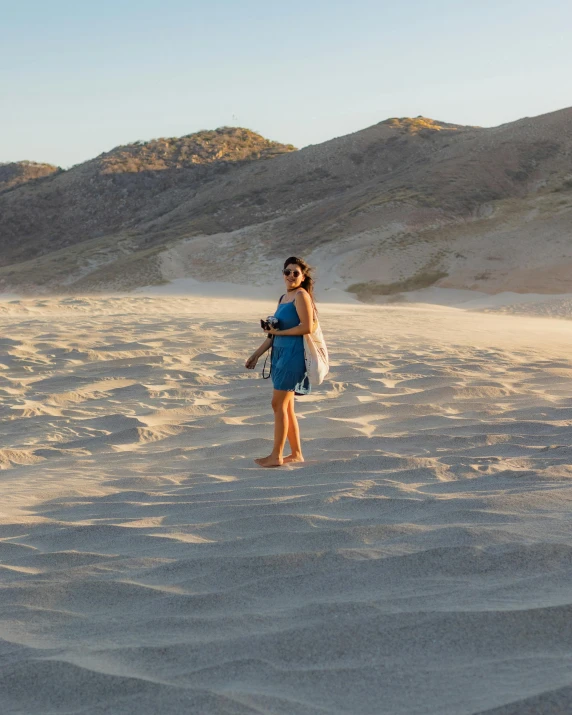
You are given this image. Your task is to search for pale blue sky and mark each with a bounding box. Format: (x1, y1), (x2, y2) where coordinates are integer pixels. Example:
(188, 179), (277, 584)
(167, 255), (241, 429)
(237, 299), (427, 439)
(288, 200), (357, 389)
(2, 0), (570, 168)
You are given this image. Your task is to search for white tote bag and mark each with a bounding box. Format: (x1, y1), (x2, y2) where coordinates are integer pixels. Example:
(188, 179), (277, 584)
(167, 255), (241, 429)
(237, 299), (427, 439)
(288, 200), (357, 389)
(303, 309), (329, 385)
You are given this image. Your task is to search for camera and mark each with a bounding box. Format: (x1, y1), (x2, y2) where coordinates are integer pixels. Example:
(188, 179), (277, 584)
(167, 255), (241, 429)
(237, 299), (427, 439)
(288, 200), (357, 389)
(261, 315), (279, 331)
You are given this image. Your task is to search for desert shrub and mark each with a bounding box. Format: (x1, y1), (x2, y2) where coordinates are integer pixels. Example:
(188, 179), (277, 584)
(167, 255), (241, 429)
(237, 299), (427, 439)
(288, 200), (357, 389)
(551, 178), (572, 192)
(347, 270), (448, 301)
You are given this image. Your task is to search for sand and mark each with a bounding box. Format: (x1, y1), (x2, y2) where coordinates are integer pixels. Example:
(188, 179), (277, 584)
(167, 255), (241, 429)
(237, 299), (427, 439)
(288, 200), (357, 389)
(1, 294), (572, 714)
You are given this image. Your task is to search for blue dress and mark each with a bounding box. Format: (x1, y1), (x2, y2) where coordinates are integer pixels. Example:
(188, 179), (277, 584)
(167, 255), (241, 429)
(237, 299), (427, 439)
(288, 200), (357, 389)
(271, 299), (311, 395)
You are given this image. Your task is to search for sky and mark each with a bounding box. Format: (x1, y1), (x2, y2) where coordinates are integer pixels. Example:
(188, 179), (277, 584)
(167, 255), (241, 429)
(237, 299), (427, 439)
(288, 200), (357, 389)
(2, 0), (571, 168)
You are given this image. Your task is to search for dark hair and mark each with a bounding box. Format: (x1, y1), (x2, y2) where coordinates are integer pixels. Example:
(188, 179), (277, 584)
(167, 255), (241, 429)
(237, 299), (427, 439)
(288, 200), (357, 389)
(283, 256), (316, 307)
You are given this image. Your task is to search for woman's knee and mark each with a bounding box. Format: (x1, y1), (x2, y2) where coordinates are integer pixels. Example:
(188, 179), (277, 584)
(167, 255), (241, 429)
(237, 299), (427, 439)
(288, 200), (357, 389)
(272, 401), (289, 415)
(272, 392), (291, 413)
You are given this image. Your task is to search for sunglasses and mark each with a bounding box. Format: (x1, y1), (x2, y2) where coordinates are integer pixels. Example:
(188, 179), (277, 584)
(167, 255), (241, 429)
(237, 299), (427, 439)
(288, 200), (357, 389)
(283, 269), (302, 278)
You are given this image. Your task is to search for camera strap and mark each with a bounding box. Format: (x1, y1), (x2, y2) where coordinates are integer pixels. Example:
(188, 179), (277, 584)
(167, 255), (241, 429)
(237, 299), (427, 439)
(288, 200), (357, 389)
(262, 335), (274, 379)
(261, 295), (283, 379)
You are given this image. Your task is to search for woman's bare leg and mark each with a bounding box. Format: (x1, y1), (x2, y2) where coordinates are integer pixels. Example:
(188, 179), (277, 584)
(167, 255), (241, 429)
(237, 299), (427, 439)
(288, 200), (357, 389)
(255, 389), (292, 467)
(283, 397), (304, 463)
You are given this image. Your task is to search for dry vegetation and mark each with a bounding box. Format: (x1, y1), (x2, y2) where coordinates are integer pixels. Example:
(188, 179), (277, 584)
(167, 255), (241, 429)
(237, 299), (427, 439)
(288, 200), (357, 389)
(379, 116), (476, 134)
(0, 161), (61, 192)
(347, 270), (449, 301)
(99, 127), (296, 174)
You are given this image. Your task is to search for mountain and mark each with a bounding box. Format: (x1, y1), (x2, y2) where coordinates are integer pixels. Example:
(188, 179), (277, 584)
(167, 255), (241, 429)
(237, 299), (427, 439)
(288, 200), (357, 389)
(1, 109), (572, 298)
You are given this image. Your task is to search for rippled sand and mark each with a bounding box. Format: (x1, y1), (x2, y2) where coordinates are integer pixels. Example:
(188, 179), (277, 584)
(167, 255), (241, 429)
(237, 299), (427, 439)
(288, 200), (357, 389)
(1, 295), (572, 714)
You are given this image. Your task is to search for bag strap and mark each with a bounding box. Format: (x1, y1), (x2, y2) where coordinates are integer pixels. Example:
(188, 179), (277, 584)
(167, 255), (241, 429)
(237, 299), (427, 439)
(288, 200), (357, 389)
(307, 294), (318, 329)
(311, 297), (318, 323)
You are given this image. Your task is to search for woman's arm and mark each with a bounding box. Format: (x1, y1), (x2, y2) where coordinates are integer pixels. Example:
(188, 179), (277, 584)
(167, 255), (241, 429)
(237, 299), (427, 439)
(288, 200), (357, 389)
(267, 290), (313, 336)
(245, 336), (273, 370)
(254, 336), (273, 357)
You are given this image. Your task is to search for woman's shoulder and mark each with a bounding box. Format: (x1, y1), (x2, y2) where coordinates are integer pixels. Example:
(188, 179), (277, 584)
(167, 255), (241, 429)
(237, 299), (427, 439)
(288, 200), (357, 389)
(294, 288), (313, 304)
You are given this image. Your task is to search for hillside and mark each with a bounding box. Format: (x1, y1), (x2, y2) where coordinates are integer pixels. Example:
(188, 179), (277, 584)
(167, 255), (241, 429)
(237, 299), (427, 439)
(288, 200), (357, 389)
(0, 161), (61, 192)
(0, 127), (296, 266)
(1, 108), (572, 298)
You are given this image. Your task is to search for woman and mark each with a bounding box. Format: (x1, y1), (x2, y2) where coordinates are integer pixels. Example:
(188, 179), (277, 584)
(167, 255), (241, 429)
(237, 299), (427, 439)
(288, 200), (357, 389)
(245, 256), (315, 468)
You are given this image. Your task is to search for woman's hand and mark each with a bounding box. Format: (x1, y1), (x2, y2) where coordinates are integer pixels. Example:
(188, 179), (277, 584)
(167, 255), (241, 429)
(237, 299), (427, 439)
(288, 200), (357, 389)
(260, 321), (278, 336)
(245, 353), (258, 369)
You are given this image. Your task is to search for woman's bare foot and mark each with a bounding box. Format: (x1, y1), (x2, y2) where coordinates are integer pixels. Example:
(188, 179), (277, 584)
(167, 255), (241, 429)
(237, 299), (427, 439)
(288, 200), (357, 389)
(254, 455), (284, 468)
(283, 454), (304, 464)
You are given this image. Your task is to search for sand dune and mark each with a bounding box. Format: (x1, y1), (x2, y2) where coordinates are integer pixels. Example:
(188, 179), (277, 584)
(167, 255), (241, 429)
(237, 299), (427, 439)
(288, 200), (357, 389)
(1, 295), (572, 714)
